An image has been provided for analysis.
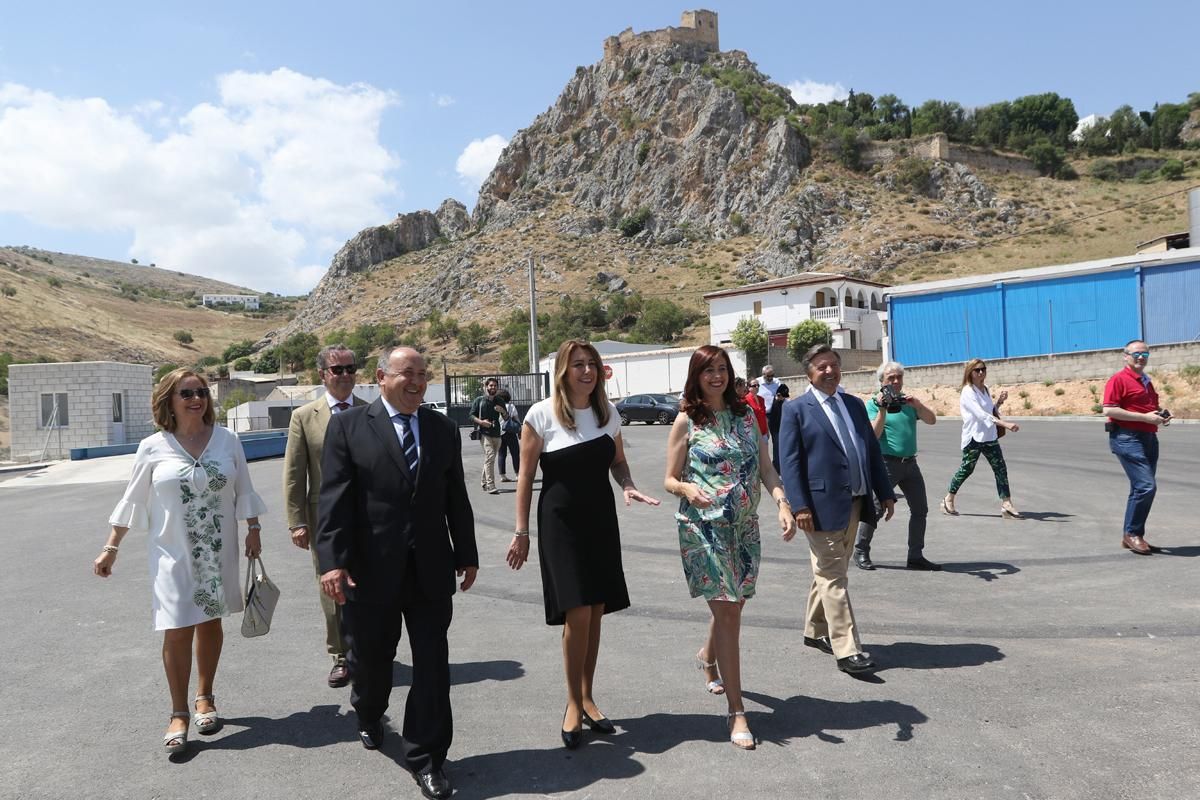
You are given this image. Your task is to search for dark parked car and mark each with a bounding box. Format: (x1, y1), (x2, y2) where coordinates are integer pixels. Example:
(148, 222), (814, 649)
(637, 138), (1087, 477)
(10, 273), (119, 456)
(615, 393), (681, 425)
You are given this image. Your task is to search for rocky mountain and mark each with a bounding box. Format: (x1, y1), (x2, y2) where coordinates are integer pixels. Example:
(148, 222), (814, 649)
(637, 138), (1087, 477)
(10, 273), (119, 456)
(272, 14), (1196, 353)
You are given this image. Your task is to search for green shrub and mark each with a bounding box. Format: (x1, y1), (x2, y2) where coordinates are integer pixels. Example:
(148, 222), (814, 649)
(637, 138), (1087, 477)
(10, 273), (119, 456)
(222, 340), (255, 362)
(0, 285), (14, 297)
(731, 317), (768, 377)
(154, 363), (179, 383)
(636, 140), (651, 166)
(233, 357), (253, 371)
(893, 157), (931, 194)
(1054, 388), (1065, 396)
(173, 330), (194, 344)
(618, 207), (652, 237)
(786, 319), (832, 361)
(47, 276), (62, 288)
(253, 350), (279, 373)
(1160, 159), (1185, 180)
(729, 212), (749, 234)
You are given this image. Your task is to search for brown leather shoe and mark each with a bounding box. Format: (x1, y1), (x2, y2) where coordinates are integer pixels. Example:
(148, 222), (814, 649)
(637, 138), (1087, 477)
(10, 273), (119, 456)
(328, 660), (350, 688)
(1121, 534), (1151, 555)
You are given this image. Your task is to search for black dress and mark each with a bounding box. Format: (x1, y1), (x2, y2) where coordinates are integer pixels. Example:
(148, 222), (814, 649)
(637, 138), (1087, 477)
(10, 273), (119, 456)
(537, 433), (630, 625)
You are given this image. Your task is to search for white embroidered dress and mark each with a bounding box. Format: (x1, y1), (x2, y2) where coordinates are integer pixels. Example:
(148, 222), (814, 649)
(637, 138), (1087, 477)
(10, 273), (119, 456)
(109, 426), (268, 630)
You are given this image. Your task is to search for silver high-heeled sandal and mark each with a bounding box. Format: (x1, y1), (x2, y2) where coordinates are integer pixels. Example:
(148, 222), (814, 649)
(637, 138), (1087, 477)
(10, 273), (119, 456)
(695, 650), (725, 695)
(1000, 500), (1023, 519)
(164, 711), (190, 755)
(194, 694), (221, 735)
(728, 711), (755, 750)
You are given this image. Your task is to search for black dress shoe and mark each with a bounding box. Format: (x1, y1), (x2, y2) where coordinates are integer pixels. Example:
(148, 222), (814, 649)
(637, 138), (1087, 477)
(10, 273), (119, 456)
(906, 556), (942, 571)
(803, 635), (834, 655)
(328, 659), (350, 688)
(837, 653), (875, 674)
(854, 551), (875, 570)
(581, 711), (616, 734)
(561, 727), (583, 749)
(413, 768), (452, 800)
(358, 720), (385, 750)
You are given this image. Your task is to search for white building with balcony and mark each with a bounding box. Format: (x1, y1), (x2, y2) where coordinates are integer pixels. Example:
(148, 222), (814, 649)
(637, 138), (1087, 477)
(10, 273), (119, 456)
(202, 293), (260, 310)
(705, 273), (889, 351)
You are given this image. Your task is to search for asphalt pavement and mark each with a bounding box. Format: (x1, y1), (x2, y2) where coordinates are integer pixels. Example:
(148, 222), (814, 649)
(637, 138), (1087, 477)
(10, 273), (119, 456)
(2, 417), (1198, 800)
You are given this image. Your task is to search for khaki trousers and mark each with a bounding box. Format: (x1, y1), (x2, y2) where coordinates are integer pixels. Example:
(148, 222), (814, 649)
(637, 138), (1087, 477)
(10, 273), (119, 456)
(479, 434), (500, 491)
(306, 511), (346, 660)
(803, 498), (864, 660)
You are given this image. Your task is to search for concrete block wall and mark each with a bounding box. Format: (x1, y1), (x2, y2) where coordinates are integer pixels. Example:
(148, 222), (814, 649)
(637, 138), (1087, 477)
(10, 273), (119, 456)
(9, 362), (153, 459)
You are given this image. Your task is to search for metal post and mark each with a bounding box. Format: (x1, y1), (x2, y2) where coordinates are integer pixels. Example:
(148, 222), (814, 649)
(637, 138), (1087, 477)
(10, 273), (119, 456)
(527, 255), (540, 378)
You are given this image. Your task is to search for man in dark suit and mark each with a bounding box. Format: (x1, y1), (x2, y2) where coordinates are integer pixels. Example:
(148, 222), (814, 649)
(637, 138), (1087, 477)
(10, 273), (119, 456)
(317, 346), (478, 800)
(779, 344), (895, 674)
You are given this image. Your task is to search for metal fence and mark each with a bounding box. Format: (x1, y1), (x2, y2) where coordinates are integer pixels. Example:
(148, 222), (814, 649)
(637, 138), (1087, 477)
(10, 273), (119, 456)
(444, 372), (550, 428)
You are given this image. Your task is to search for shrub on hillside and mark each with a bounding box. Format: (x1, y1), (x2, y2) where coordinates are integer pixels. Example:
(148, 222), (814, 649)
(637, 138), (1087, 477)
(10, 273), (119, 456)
(1160, 159), (1185, 180)
(233, 357), (253, 371)
(173, 330), (194, 345)
(618, 207), (652, 237)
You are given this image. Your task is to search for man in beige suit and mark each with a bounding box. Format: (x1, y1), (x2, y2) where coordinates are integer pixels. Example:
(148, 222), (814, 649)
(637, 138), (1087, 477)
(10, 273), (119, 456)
(283, 344), (366, 687)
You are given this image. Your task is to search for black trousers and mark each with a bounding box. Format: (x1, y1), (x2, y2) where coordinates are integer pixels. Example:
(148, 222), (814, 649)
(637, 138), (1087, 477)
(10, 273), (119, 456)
(342, 558), (454, 773)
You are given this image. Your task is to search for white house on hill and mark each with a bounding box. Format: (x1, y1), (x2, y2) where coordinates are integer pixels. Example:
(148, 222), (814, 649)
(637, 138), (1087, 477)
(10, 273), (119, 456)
(705, 273), (888, 352)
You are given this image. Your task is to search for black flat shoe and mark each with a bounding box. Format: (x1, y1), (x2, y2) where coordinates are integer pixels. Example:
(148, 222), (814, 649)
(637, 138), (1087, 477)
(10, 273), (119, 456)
(906, 557), (942, 571)
(562, 707), (583, 749)
(837, 653), (875, 674)
(358, 720), (385, 750)
(413, 768), (452, 800)
(582, 711), (616, 734)
(803, 635), (834, 655)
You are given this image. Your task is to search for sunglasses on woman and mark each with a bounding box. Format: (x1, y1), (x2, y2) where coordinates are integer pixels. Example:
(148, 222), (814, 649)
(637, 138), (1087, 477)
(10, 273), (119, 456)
(324, 364), (357, 375)
(972, 367), (987, 374)
(177, 387), (211, 399)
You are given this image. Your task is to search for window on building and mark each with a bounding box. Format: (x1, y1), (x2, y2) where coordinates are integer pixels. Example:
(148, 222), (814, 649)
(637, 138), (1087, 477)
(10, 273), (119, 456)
(849, 331), (858, 349)
(753, 300), (762, 315)
(112, 392), (124, 423)
(40, 392), (69, 428)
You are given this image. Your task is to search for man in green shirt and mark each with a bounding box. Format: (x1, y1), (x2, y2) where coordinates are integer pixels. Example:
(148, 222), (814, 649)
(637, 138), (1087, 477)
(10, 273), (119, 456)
(853, 361), (940, 571)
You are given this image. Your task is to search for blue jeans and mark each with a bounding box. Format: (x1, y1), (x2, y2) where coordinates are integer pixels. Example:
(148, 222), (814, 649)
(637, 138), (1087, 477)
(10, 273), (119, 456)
(1109, 430), (1158, 536)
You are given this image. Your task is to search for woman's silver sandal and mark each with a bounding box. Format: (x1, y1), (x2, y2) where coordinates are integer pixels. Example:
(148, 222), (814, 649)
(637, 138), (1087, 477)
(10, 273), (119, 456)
(194, 694), (221, 735)
(728, 711), (756, 750)
(695, 651), (725, 695)
(164, 711), (190, 754)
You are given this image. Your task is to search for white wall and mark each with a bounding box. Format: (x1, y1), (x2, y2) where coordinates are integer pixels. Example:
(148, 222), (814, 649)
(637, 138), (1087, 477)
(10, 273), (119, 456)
(708, 281), (886, 348)
(539, 347), (748, 398)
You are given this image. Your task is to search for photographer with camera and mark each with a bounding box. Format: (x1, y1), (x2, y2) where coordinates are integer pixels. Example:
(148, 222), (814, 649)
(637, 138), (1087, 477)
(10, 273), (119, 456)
(1102, 340), (1171, 555)
(853, 362), (940, 571)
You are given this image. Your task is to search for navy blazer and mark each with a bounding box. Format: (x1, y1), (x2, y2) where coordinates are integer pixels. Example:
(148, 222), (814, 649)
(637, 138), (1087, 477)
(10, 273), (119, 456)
(315, 398), (478, 604)
(779, 388), (895, 532)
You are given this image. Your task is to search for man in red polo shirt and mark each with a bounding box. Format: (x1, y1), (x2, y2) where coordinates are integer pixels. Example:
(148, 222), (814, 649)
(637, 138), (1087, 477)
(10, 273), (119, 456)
(1101, 340), (1171, 555)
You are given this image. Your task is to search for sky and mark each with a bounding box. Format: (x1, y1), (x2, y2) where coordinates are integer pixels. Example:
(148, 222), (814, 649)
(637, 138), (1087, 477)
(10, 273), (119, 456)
(0, 0), (1195, 295)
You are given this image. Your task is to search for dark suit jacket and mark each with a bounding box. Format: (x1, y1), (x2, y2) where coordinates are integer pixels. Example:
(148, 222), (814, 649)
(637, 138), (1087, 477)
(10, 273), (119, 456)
(316, 398), (478, 604)
(779, 387), (895, 532)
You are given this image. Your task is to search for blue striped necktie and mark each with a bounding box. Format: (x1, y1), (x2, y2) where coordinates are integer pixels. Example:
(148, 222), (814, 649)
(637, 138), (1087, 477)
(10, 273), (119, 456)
(396, 413), (418, 475)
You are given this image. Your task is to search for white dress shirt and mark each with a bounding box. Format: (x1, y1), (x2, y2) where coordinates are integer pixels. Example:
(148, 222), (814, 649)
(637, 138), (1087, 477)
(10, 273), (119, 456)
(808, 384), (867, 496)
(380, 396), (421, 455)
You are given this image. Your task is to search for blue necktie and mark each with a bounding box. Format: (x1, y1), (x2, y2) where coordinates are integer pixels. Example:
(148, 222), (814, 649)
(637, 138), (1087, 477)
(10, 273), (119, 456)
(396, 413), (418, 476)
(827, 397), (864, 495)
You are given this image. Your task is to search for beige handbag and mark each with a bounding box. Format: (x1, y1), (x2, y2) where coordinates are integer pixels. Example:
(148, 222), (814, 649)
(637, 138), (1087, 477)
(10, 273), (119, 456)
(241, 556), (280, 638)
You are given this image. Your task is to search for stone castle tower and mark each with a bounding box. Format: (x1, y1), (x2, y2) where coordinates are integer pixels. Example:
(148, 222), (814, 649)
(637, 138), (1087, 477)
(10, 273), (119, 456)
(603, 9), (719, 61)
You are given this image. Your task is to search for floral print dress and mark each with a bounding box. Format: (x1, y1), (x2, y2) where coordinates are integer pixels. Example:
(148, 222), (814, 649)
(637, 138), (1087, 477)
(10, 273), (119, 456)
(676, 409), (761, 601)
(109, 426), (267, 630)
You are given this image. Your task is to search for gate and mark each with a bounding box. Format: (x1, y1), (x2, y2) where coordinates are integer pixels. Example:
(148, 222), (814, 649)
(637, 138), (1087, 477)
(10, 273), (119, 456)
(444, 372), (551, 427)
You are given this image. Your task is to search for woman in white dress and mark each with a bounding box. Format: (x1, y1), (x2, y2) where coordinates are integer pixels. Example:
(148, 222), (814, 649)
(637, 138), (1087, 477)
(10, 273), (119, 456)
(93, 368), (267, 756)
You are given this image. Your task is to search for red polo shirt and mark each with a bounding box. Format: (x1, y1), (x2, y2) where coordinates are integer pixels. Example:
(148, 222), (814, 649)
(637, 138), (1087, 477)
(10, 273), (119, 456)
(1103, 366), (1159, 433)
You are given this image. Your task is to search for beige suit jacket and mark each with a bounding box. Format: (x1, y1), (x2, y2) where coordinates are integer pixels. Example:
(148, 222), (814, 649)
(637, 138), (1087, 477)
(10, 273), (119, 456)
(282, 393), (366, 530)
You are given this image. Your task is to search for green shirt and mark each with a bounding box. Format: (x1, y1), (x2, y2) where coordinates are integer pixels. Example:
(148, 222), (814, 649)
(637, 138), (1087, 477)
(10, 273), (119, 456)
(471, 394), (503, 438)
(865, 397), (919, 458)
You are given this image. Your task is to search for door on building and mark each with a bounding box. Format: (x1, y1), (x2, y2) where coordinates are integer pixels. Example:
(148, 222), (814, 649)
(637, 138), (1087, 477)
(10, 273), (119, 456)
(111, 392), (126, 444)
(849, 330), (857, 349)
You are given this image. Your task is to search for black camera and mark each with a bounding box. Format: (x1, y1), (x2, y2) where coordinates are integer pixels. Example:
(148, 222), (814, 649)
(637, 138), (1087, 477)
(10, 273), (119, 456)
(1156, 408), (1172, 421)
(880, 384), (908, 413)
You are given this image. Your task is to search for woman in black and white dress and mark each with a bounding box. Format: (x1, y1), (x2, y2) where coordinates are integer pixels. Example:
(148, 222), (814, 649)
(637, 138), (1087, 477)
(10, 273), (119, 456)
(506, 339), (660, 749)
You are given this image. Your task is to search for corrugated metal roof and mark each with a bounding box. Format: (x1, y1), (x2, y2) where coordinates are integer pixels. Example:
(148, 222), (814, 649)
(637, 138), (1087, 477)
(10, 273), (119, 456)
(885, 246), (1200, 298)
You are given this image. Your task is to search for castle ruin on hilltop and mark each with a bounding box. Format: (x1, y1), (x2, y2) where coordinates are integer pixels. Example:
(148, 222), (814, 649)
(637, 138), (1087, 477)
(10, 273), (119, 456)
(603, 9), (719, 61)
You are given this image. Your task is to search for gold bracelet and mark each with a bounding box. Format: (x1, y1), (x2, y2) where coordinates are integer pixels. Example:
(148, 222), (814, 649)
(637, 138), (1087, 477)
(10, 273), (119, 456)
(102, 544), (119, 554)
(514, 530), (530, 537)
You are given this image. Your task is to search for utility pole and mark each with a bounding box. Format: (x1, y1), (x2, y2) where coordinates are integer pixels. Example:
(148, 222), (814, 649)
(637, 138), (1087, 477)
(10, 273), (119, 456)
(527, 254), (540, 384)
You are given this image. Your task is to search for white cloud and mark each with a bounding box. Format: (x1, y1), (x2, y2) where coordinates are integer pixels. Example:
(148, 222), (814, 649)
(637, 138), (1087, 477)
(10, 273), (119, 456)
(455, 134), (507, 189)
(0, 68), (400, 294)
(787, 79), (850, 106)
(432, 93), (455, 108)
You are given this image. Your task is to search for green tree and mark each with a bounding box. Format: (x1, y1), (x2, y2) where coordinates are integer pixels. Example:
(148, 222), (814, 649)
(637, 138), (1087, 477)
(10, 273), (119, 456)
(154, 363), (179, 383)
(222, 339), (255, 362)
(173, 330), (193, 345)
(253, 350), (279, 373)
(911, 99), (969, 140)
(426, 310), (460, 343)
(499, 342), (530, 373)
(233, 356), (253, 371)
(275, 331), (320, 373)
(786, 319), (832, 361)
(730, 317), (768, 378)
(219, 388), (256, 421)
(631, 298), (691, 342)
(1025, 141), (1069, 178)
(0, 351), (13, 396)
(1007, 92), (1078, 149)
(457, 322), (488, 354)
(1148, 102), (1190, 150)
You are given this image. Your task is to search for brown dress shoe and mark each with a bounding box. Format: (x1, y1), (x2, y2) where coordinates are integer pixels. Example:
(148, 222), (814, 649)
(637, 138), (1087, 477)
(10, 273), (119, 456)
(328, 660), (350, 688)
(1121, 534), (1151, 555)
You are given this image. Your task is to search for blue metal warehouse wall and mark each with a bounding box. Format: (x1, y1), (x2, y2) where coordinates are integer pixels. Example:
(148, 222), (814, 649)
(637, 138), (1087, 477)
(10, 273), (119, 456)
(891, 269), (1141, 367)
(1142, 259), (1200, 345)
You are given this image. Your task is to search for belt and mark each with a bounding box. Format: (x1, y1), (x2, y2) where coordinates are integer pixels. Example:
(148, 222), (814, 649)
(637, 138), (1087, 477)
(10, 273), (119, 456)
(884, 455), (917, 463)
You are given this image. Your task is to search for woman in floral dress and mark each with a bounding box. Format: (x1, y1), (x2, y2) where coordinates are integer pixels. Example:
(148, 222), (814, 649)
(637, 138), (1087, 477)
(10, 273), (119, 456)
(664, 346), (794, 750)
(94, 368), (267, 756)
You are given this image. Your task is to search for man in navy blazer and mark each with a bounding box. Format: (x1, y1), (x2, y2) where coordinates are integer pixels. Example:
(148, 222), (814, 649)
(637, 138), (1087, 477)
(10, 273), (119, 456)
(779, 344), (895, 674)
(317, 346), (477, 800)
